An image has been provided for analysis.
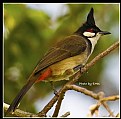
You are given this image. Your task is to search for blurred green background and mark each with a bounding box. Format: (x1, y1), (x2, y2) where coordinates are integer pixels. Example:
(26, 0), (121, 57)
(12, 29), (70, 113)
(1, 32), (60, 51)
(4, 3), (119, 117)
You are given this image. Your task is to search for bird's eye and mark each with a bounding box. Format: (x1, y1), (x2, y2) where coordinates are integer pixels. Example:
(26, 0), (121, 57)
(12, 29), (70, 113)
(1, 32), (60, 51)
(86, 28), (93, 32)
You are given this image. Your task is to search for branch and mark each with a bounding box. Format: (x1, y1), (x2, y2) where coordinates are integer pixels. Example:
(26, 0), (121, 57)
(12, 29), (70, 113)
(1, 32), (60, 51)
(52, 85), (101, 117)
(88, 95), (119, 117)
(4, 102), (40, 117)
(52, 85), (119, 117)
(100, 95), (119, 102)
(60, 111), (70, 117)
(38, 41), (119, 117)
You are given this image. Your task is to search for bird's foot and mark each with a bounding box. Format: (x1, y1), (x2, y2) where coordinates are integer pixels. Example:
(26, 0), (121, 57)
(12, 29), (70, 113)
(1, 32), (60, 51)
(50, 82), (59, 97)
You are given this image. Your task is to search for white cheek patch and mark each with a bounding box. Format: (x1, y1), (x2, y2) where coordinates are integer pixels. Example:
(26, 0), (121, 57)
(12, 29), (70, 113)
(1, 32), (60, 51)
(83, 32), (95, 37)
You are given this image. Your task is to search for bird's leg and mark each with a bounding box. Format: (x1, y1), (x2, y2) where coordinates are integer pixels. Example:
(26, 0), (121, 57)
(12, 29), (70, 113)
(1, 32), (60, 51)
(80, 65), (85, 73)
(73, 64), (84, 73)
(50, 81), (59, 97)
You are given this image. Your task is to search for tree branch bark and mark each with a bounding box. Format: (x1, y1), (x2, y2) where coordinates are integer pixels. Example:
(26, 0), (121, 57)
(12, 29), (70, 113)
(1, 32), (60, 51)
(4, 103), (40, 117)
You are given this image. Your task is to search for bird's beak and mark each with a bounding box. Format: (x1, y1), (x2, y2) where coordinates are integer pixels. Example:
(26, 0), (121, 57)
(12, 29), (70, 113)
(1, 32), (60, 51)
(99, 31), (111, 35)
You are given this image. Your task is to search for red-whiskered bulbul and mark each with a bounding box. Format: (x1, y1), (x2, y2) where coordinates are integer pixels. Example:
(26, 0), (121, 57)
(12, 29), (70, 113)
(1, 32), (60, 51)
(6, 8), (111, 115)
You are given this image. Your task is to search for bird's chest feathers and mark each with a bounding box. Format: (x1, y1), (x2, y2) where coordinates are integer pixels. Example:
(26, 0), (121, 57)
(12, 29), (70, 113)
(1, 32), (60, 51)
(88, 34), (101, 53)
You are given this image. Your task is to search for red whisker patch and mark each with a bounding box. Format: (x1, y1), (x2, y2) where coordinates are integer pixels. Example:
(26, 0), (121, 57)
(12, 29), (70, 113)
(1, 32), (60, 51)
(86, 28), (93, 32)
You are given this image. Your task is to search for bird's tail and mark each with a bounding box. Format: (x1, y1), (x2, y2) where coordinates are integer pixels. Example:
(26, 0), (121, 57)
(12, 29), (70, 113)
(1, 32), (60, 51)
(5, 76), (37, 116)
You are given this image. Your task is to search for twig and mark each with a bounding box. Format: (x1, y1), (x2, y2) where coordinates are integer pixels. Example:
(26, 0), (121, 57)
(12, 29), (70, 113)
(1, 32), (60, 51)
(52, 84), (101, 117)
(52, 84), (119, 117)
(4, 102), (40, 117)
(52, 86), (67, 117)
(101, 95), (119, 117)
(38, 41), (119, 117)
(88, 94), (119, 117)
(102, 102), (114, 117)
(100, 95), (119, 102)
(89, 103), (100, 117)
(60, 111), (70, 117)
(65, 85), (100, 99)
(53, 84), (119, 117)
(116, 113), (120, 117)
(65, 85), (118, 117)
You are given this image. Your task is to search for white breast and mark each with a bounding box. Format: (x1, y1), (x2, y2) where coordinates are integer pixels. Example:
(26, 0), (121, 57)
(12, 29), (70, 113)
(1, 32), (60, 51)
(88, 33), (102, 54)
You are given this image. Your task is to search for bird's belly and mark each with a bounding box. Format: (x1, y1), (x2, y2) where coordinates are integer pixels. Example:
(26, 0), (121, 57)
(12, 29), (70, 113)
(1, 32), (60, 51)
(45, 51), (88, 82)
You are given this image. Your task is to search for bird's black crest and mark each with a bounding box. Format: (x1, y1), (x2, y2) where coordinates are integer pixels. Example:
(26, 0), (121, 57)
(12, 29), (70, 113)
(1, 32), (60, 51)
(86, 8), (95, 26)
(75, 8), (100, 35)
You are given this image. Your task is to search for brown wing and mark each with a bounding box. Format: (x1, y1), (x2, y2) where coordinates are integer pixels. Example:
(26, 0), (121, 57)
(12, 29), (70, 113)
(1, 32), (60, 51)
(34, 35), (87, 74)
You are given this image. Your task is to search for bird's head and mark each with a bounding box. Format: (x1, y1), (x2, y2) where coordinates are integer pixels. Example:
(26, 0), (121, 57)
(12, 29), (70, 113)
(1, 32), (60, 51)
(75, 8), (111, 41)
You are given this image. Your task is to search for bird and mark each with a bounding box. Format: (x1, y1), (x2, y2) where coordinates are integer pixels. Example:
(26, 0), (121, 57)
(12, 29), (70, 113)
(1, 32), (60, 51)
(6, 7), (111, 115)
